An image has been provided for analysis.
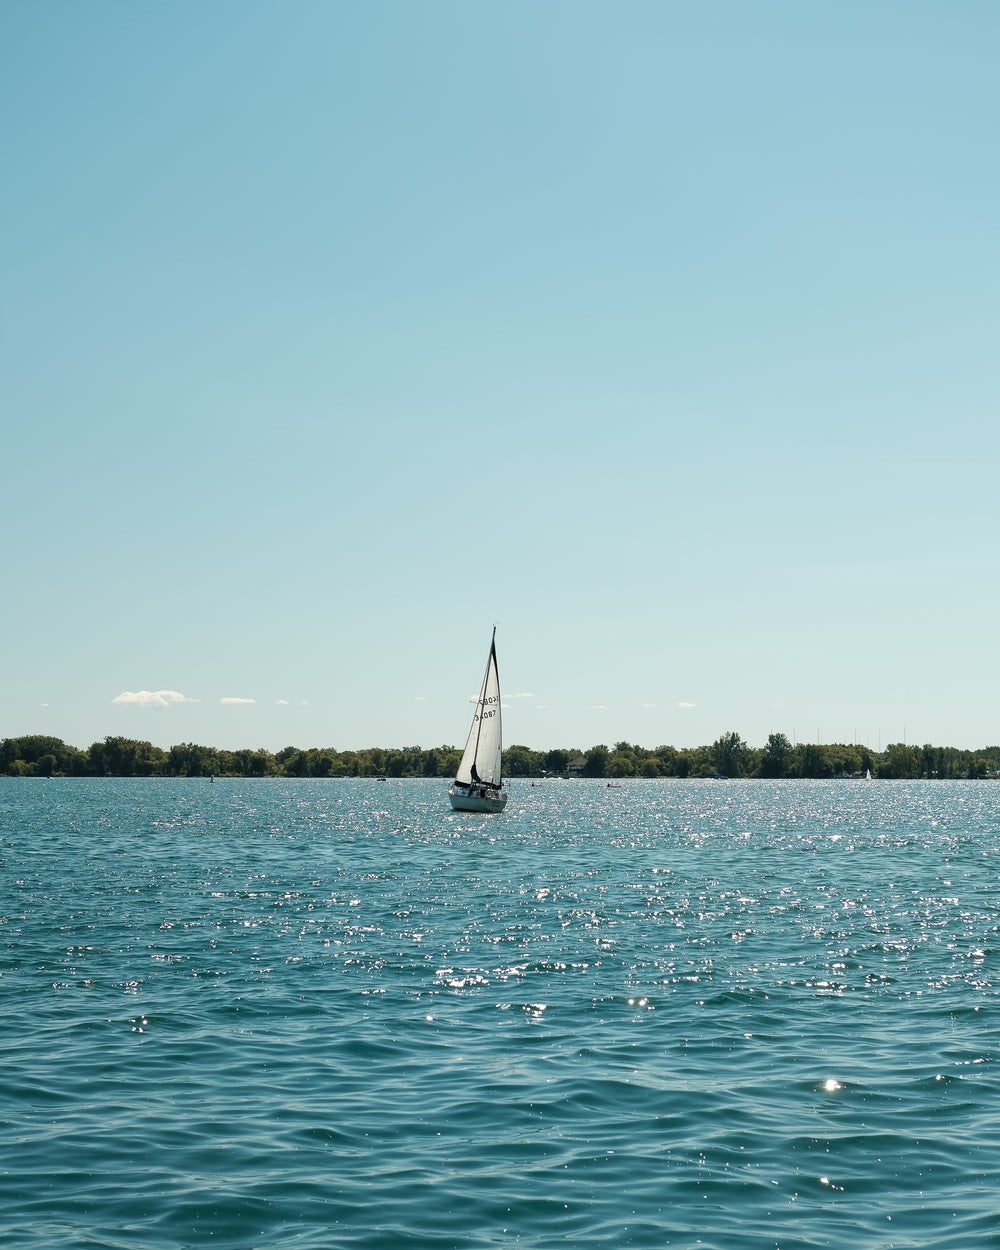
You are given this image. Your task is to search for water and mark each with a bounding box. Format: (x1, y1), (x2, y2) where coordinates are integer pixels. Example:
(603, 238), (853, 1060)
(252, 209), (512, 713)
(2, 777), (1000, 1249)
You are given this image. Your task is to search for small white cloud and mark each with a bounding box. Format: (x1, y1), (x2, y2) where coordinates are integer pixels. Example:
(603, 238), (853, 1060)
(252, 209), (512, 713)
(510, 692), (535, 698)
(40, 702), (49, 707)
(412, 696), (427, 701)
(535, 705), (547, 710)
(220, 697), (256, 705)
(592, 704), (606, 710)
(299, 700), (310, 706)
(113, 690), (195, 708)
(641, 701), (656, 708)
(277, 699), (290, 705)
(677, 701), (695, 708)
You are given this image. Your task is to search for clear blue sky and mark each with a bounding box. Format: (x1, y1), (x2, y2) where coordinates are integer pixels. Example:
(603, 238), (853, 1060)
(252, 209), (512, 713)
(3, 1), (999, 753)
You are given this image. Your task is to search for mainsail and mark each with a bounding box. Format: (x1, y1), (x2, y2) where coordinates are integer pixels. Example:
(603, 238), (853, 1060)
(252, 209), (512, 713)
(455, 629), (503, 789)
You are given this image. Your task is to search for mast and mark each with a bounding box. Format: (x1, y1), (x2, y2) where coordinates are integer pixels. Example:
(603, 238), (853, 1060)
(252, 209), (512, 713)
(470, 627), (499, 786)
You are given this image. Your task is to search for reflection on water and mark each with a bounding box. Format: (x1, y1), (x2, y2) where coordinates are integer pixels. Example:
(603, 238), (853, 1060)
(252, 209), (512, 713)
(2, 777), (1000, 1248)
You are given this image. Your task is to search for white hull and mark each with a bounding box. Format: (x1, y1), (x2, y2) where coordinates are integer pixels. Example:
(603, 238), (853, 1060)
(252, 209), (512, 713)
(448, 785), (508, 813)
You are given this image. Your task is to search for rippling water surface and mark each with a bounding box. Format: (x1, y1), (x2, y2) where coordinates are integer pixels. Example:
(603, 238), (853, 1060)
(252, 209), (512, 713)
(3, 777), (1000, 1248)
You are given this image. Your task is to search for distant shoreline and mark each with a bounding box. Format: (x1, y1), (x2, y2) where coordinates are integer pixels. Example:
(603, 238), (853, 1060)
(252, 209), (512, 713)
(4, 733), (999, 780)
(8, 774), (999, 782)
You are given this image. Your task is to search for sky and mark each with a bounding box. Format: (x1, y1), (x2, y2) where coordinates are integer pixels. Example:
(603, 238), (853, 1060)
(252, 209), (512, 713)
(3, 1), (999, 754)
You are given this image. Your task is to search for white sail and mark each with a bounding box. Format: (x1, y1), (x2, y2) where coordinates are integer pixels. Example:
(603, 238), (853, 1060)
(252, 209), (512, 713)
(455, 630), (503, 789)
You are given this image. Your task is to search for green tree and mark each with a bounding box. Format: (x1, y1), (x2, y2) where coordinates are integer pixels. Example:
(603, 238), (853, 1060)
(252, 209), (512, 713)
(653, 746), (680, 776)
(686, 746), (717, 777)
(712, 731), (750, 777)
(544, 748), (570, 774)
(759, 732), (792, 778)
(791, 743), (834, 778)
(825, 743), (863, 777)
(280, 750), (307, 776)
(880, 743), (920, 779)
(584, 745), (610, 777)
(438, 748), (462, 777)
(606, 751), (635, 777)
(235, 748), (275, 776)
(503, 745), (538, 776)
(673, 750), (693, 778)
(363, 748), (387, 776)
(2, 735), (87, 775)
(91, 736), (164, 776)
(967, 754), (989, 780)
(166, 742), (219, 777)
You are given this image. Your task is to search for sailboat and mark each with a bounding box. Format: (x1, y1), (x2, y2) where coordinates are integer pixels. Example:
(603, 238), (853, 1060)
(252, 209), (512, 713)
(448, 628), (508, 813)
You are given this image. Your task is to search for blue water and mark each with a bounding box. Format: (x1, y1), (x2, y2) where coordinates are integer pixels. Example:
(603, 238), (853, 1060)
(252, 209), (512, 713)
(3, 778), (1000, 1249)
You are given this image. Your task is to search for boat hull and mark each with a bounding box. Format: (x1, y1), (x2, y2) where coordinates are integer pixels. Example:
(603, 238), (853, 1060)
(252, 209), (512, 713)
(448, 785), (508, 813)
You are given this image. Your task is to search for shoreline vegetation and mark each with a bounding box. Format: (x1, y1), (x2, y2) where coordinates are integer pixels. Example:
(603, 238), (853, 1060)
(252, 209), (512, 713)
(4, 733), (1000, 780)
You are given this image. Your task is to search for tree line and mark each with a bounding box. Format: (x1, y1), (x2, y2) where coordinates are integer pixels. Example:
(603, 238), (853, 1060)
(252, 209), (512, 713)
(3, 732), (1000, 780)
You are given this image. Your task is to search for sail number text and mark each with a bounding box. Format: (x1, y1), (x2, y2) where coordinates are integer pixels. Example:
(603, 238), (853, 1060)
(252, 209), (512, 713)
(474, 696), (498, 721)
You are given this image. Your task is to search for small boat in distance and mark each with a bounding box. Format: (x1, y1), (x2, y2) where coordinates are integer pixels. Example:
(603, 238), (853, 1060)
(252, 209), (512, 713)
(448, 628), (508, 813)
